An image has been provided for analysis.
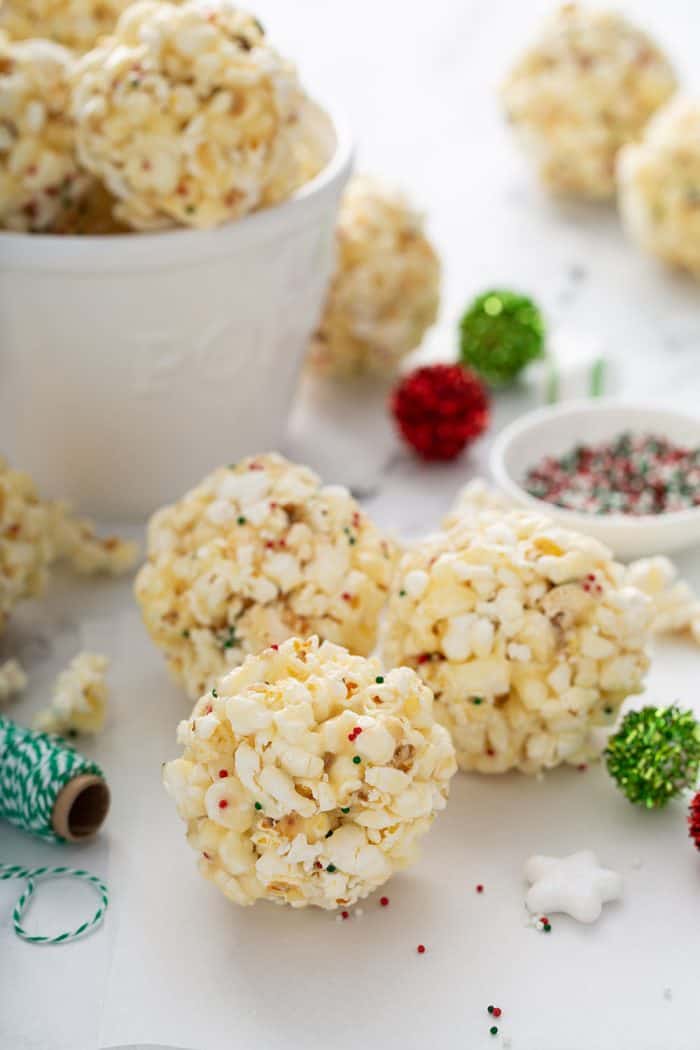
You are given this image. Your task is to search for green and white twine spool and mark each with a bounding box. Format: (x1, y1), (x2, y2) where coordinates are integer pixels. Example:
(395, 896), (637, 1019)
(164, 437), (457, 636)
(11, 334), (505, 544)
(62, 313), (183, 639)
(0, 717), (110, 944)
(0, 716), (105, 843)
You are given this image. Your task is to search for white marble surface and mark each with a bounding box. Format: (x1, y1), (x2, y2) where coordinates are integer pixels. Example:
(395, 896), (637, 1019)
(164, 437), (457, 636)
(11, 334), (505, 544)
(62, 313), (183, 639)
(2, 2), (700, 1049)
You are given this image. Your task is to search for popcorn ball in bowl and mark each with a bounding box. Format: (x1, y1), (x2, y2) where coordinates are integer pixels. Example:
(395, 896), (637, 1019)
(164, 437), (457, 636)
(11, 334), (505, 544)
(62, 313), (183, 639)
(0, 34), (91, 231)
(383, 501), (651, 774)
(308, 176), (441, 377)
(618, 98), (700, 279)
(502, 4), (677, 199)
(0, 0), (133, 52)
(163, 635), (457, 909)
(135, 454), (396, 699)
(72, 0), (323, 230)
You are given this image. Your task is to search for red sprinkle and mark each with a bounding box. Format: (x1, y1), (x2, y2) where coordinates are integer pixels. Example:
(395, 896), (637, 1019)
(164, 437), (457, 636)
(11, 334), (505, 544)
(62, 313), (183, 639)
(271, 644), (279, 651)
(417, 944), (426, 954)
(493, 1008), (502, 1019)
(218, 770), (228, 778)
(380, 896), (389, 907)
(476, 884), (484, 893)
(341, 910), (349, 920)
(218, 800), (228, 809)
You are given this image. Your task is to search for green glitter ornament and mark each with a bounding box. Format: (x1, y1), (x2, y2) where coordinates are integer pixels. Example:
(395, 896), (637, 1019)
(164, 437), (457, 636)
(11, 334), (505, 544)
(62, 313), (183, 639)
(459, 289), (545, 386)
(605, 706), (700, 809)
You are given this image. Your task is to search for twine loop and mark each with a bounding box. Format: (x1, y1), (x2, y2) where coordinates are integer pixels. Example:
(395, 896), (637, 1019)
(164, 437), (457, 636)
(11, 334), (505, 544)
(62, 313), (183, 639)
(0, 862), (109, 944)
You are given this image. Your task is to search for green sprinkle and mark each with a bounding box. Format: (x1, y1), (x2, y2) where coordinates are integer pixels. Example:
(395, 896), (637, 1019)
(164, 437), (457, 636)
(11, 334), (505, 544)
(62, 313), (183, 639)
(488, 1006), (495, 1015)
(472, 697), (484, 706)
(182, 629), (190, 638)
(375, 676), (384, 684)
(352, 755), (361, 765)
(254, 802), (262, 811)
(490, 1027), (498, 1036)
(399, 590), (406, 597)
(237, 516), (246, 525)
(211, 688), (218, 698)
(341, 807), (350, 814)
(544, 923), (552, 932)
(326, 864), (336, 873)
(325, 829), (333, 838)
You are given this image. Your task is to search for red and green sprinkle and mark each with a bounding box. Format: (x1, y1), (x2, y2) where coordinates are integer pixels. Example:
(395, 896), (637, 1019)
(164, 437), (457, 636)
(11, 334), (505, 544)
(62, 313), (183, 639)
(524, 432), (700, 516)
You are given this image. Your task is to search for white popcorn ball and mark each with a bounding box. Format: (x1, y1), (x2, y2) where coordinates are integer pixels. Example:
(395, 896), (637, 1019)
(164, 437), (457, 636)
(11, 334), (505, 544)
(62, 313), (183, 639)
(618, 98), (700, 279)
(135, 453), (397, 699)
(382, 495), (652, 774)
(0, 35), (92, 231)
(0, 456), (137, 635)
(163, 635), (456, 909)
(308, 176), (441, 377)
(34, 652), (109, 735)
(0, 0), (134, 52)
(71, 0), (325, 231)
(0, 458), (55, 633)
(501, 4), (676, 199)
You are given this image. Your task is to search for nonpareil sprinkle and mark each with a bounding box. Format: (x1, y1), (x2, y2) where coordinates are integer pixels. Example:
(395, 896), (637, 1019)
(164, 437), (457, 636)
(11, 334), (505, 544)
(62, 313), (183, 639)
(523, 432), (700, 516)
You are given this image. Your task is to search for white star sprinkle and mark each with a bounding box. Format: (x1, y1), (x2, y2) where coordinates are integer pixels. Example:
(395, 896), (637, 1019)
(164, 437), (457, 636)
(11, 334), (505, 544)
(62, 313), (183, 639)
(524, 850), (623, 924)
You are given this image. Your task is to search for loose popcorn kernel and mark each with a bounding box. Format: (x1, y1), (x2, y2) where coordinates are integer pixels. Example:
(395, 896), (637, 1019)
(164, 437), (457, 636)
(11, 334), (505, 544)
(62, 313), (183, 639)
(163, 636), (456, 909)
(0, 659), (27, 703)
(0, 0), (134, 52)
(33, 652), (110, 735)
(625, 555), (700, 641)
(307, 176), (441, 378)
(0, 34), (92, 232)
(618, 98), (700, 280)
(135, 452), (397, 699)
(501, 4), (676, 200)
(382, 486), (652, 774)
(70, 0), (326, 231)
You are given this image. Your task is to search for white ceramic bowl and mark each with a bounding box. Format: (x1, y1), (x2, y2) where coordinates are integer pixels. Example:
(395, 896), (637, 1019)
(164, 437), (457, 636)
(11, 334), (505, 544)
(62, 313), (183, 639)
(490, 399), (700, 560)
(0, 105), (353, 519)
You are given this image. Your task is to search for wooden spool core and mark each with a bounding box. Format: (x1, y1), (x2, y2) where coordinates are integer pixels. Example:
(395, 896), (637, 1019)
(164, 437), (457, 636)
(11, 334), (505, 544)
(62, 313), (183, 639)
(52, 774), (110, 842)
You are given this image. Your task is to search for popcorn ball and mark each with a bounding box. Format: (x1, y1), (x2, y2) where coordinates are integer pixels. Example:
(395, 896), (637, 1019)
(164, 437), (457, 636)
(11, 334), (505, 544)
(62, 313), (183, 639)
(308, 176), (441, 377)
(135, 453), (397, 699)
(0, 456), (137, 634)
(618, 98), (700, 279)
(34, 652), (109, 734)
(383, 497), (651, 774)
(501, 4), (677, 199)
(71, 0), (323, 230)
(0, 0), (132, 52)
(163, 635), (456, 908)
(0, 34), (91, 231)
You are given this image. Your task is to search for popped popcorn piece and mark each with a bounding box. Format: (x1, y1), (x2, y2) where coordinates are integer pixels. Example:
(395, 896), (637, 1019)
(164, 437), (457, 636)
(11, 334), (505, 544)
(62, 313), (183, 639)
(626, 556), (700, 641)
(0, 659), (27, 703)
(34, 652), (109, 734)
(48, 503), (138, 575)
(308, 176), (441, 377)
(163, 635), (456, 908)
(618, 98), (700, 279)
(0, 34), (92, 232)
(501, 4), (676, 199)
(0, 0), (133, 52)
(382, 490), (651, 774)
(135, 453), (397, 699)
(71, 0), (326, 231)
(0, 456), (137, 635)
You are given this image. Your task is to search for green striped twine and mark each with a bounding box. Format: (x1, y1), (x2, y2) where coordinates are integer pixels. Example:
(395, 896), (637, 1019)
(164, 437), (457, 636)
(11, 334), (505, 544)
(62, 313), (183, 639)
(0, 863), (108, 944)
(0, 715), (103, 843)
(0, 717), (110, 944)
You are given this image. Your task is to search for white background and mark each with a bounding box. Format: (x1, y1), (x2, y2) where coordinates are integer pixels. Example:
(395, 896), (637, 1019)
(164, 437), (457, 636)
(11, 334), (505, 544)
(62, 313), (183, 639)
(2, 2), (700, 1049)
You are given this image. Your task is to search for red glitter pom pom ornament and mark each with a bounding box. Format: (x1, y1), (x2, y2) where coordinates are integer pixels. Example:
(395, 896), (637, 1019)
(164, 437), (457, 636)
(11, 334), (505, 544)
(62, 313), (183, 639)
(689, 791), (700, 851)
(391, 364), (489, 461)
